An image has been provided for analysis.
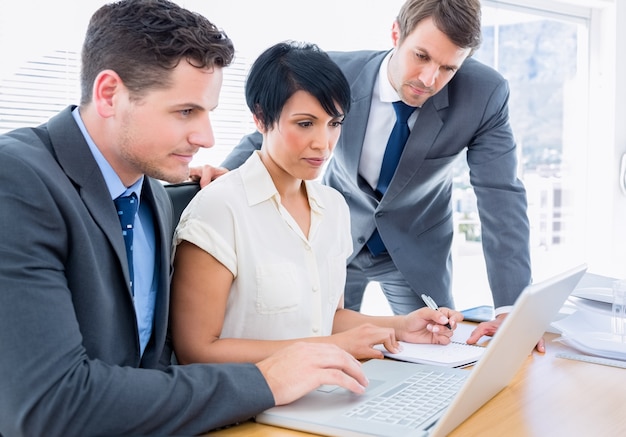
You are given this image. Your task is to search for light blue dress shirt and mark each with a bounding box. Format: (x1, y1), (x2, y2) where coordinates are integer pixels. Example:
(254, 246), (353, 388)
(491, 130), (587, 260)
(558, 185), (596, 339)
(72, 108), (156, 356)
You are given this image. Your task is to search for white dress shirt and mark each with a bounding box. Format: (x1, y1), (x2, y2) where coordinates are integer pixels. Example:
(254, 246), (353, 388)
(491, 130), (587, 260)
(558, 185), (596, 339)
(174, 151), (353, 340)
(359, 51), (419, 190)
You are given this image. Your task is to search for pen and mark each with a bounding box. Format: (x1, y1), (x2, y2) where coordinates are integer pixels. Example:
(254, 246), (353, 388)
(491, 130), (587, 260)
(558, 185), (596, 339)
(420, 293), (452, 330)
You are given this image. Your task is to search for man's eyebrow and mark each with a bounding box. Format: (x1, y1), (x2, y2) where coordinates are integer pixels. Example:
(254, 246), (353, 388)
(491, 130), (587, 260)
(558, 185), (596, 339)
(419, 47), (462, 70)
(173, 103), (206, 110)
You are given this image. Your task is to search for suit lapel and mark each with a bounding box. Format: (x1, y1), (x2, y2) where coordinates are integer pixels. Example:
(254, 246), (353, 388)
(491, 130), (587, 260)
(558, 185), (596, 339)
(47, 107), (131, 292)
(337, 50), (452, 204)
(339, 52), (388, 179)
(381, 84), (450, 204)
(47, 106), (173, 363)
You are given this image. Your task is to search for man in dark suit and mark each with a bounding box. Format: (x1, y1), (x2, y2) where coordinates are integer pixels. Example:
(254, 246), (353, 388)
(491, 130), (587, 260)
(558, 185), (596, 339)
(213, 0), (535, 349)
(0, 1), (367, 436)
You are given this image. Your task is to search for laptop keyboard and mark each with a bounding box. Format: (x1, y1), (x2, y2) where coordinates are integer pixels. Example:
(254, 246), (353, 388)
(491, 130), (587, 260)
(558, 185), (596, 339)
(343, 369), (466, 429)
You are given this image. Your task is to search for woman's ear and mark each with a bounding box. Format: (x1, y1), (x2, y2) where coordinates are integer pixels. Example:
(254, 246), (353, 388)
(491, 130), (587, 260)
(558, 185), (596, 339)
(253, 114), (267, 133)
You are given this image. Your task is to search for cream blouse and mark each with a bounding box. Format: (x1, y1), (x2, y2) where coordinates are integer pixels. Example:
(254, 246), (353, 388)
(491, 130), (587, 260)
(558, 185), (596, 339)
(174, 152), (353, 340)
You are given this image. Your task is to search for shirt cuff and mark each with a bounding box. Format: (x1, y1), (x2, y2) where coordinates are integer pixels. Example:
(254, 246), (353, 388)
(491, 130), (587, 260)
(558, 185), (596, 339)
(494, 305), (513, 317)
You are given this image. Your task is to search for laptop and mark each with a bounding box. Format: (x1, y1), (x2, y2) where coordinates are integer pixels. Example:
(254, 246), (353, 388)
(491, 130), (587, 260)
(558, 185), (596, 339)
(255, 264), (587, 437)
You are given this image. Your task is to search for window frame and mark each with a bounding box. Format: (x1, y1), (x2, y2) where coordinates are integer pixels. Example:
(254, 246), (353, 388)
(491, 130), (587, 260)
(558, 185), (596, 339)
(484, 0), (623, 280)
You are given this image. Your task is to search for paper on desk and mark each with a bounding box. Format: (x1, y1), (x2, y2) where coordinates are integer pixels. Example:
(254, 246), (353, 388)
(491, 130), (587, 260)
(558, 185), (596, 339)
(373, 323), (490, 368)
(575, 272), (618, 290)
(452, 321), (492, 345)
(552, 310), (626, 361)
(568, 295), (612, 315)
(570, 272), (617, 306)
(374, 340), (485, 368)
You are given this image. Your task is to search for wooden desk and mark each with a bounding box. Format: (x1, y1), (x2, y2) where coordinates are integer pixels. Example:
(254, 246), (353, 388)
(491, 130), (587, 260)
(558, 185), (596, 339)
(207, 332), (626, 437)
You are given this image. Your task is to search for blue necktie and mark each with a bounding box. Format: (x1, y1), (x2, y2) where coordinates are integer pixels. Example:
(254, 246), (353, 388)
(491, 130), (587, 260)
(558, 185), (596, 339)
(114, 193), (138, 294)
(367, 100), (415, 256)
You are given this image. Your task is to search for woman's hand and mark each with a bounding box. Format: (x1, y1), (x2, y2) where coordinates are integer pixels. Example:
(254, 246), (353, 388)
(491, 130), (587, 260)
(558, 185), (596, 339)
(397, 307), (464, 344)
(330, 324), (402, 360)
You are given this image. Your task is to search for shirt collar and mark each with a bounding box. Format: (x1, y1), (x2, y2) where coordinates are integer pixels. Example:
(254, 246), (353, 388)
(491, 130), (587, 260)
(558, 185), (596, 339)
(377, 51), (403, 104)
(72, 107), (144, 200)
(240, 151), (326, 212)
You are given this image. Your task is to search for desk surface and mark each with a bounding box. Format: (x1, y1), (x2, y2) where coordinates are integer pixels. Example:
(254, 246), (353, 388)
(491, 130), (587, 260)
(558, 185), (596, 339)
(206, 332), (626, 437)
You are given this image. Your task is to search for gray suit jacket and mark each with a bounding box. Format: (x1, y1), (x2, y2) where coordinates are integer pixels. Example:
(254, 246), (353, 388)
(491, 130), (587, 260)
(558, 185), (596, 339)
(222, 51), (531, 310)
(0, 107), (274, 437)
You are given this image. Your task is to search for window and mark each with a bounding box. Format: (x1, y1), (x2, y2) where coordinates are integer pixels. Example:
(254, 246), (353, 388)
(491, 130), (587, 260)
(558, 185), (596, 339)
(451, 2), (592, 308)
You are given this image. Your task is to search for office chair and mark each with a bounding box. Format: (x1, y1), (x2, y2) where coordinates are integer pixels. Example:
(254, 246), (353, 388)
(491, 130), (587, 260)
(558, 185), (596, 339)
(163, 181), (201, 224)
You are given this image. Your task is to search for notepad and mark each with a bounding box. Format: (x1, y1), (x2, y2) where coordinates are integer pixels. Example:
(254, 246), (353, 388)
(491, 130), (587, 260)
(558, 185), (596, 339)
(374, 340), (486, 368)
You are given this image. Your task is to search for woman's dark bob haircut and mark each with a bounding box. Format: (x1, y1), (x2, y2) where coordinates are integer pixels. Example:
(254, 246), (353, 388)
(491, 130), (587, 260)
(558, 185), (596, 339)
(245, 41), (351, 130)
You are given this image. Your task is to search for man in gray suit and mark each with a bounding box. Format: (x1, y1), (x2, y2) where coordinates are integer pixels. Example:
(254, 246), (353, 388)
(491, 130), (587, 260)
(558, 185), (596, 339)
(0, 1), (367, 436)
(212, 0), (535, 349)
